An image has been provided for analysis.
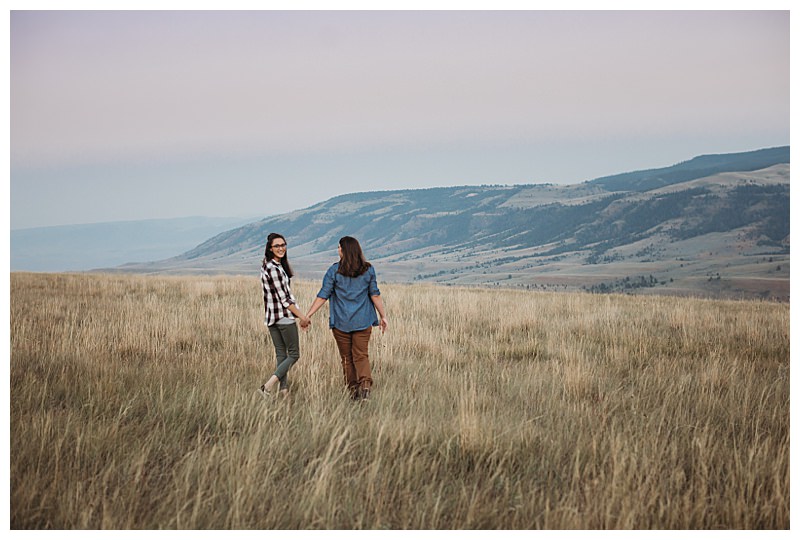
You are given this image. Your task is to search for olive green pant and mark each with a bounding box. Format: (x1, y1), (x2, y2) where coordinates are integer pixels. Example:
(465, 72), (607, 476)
(267, 322), (300, 390)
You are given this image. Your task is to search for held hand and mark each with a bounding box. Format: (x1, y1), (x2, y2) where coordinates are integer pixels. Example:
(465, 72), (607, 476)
(299, 317), (311, 330)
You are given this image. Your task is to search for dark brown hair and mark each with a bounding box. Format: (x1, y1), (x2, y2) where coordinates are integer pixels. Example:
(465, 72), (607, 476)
(262, 232), (293, 279)
(337, 236), (371, 278)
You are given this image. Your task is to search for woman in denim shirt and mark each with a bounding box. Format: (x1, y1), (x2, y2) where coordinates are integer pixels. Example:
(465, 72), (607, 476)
(306, 236), (388, 401)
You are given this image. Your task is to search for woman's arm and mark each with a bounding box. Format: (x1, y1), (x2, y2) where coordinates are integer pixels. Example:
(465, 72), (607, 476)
(288, 303), (310, 328)
(306, 296), (328, 319)
(371, 295), (388, 334)
(271, 266), (295, 309)
(307, 264), (335, 320)
(267, 264), (309, 327)
(261, 270), (269, 313)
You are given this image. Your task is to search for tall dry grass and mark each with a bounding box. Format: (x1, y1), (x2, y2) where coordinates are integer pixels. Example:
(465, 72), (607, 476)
(9, 272), (789, 529)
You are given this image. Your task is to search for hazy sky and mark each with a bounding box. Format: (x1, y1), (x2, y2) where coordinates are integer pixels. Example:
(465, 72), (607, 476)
(9, 8), (790, 229)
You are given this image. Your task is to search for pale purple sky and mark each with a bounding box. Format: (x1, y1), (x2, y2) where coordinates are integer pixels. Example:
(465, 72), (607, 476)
(9, 9), (790, 228)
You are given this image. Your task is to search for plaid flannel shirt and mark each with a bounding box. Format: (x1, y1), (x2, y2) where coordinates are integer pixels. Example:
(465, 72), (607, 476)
(261, 260), (296, 326)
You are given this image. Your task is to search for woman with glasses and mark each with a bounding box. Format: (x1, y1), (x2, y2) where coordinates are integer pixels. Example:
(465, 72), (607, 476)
(259, 232), (311, 397)
(306, 236), (388, 402)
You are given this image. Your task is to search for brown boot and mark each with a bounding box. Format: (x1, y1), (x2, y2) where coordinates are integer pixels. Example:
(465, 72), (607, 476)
(349, 386), (360, 401)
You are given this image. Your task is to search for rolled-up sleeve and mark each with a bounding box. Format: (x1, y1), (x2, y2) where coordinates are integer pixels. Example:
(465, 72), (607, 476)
(267, 265), (295, 308)
(317, 264), (336, 299)
(368, 267), (380, 297)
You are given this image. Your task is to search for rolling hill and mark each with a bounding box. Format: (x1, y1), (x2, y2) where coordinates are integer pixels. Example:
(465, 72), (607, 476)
(115, 147), (790, 300)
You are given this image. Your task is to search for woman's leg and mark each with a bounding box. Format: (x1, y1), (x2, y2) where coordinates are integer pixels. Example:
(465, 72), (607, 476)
(350, 327), (373, 397)
(267, 325), (288, 390)
(273, 323), (300, 390)
(332, 328), (359, 398)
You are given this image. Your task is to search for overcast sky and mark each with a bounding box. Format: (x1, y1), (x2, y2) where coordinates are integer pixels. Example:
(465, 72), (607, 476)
(9, 8), (790, 229)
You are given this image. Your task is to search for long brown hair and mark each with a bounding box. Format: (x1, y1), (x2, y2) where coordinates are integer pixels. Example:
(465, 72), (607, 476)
(262, 232), (293, 279)
(337, 236), (371, 278)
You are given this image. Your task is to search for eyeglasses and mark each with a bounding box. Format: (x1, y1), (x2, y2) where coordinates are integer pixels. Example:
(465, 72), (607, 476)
(272, 243), (287, 249)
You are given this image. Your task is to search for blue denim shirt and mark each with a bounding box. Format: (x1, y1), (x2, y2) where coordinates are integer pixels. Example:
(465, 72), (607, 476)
(317, 263), (381, 332)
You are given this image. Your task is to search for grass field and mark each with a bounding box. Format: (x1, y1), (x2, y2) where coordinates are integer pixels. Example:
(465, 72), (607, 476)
(9, 272), (790, 529)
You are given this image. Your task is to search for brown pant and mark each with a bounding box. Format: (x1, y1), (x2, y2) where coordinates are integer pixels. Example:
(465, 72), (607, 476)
(332, 327), (373, 393)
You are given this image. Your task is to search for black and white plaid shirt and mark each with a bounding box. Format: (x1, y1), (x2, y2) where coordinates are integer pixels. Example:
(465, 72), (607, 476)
(261, 260), (297, 326)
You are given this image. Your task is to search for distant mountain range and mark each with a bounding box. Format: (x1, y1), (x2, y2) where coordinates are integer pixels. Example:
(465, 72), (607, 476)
(10, 216), (257, 272)
(115, 146), (789, 300)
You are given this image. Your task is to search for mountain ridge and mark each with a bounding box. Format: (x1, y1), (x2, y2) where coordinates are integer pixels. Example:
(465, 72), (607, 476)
(586, 146), (789, 192)
(115, 147), (789, 300)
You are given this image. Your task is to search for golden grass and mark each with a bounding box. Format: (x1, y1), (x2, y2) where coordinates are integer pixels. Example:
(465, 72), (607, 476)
(10, 272), (789, 529)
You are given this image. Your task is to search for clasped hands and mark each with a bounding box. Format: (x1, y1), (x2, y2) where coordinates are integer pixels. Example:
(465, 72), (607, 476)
(298, 316), (312, 331)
